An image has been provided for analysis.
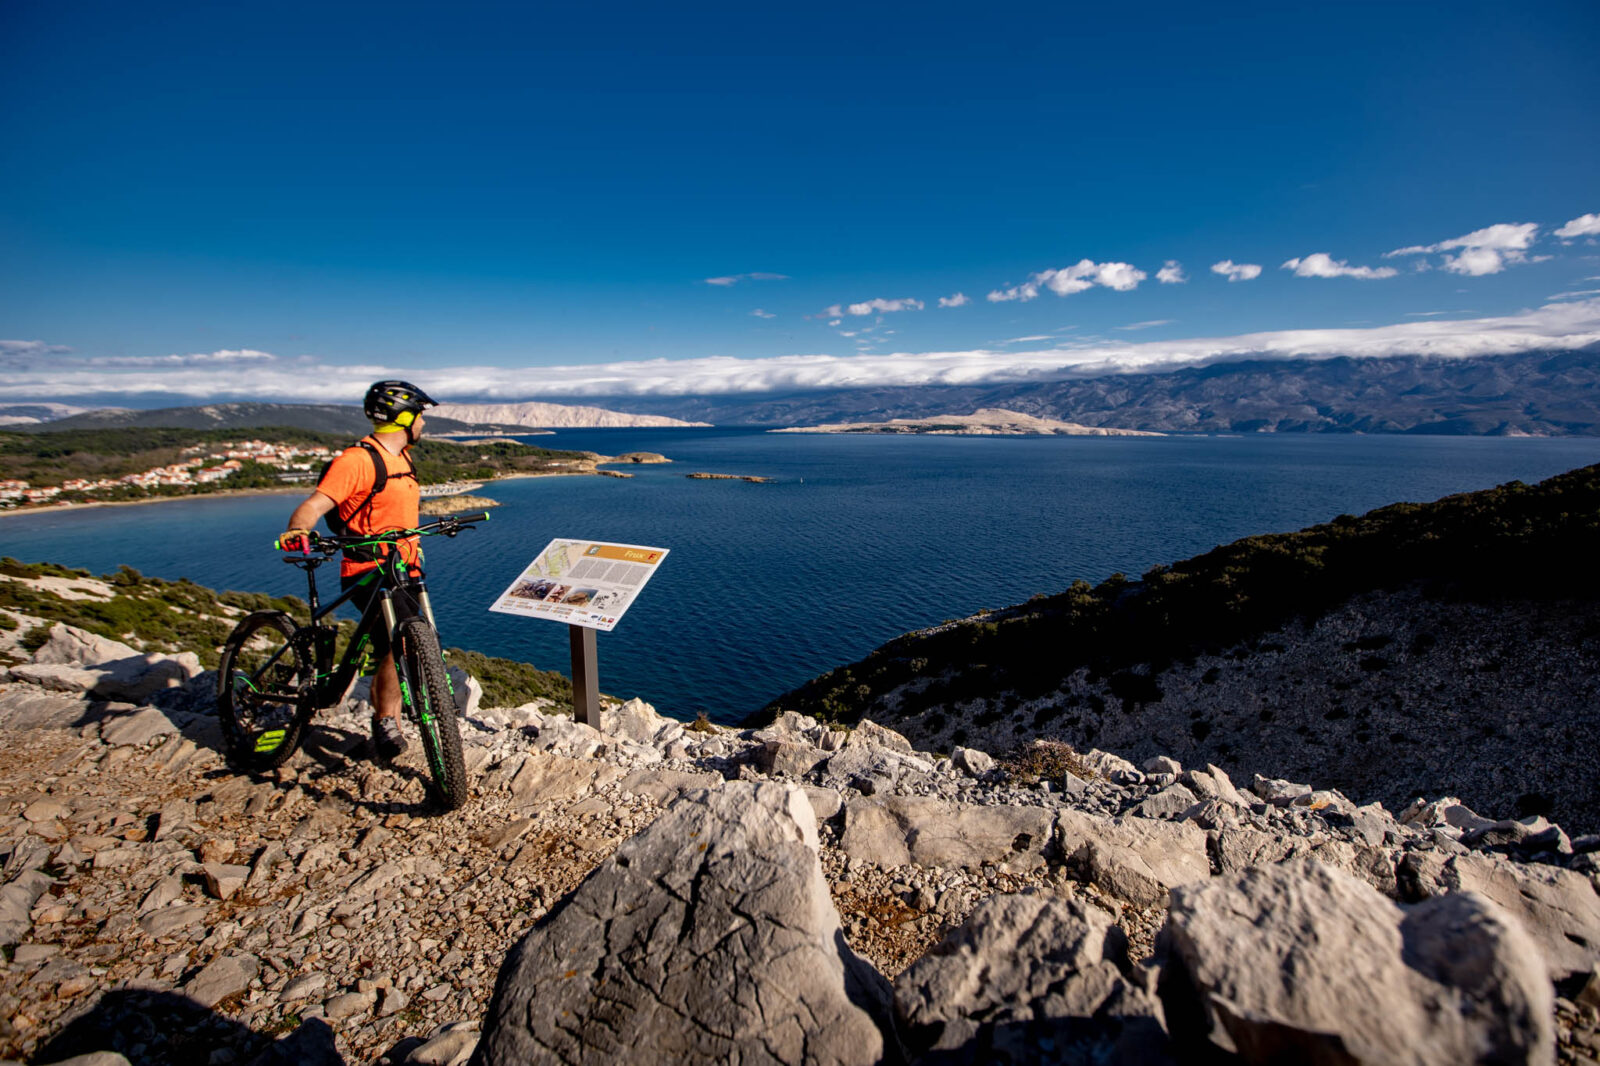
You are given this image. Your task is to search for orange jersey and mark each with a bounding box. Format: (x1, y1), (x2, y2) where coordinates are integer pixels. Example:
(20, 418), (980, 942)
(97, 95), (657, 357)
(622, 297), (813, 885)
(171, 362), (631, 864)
(318, 435), (422, 577)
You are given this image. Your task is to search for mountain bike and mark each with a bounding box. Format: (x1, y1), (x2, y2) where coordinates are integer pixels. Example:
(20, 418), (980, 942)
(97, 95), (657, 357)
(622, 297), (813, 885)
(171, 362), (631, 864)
(216, 514), (489, 810)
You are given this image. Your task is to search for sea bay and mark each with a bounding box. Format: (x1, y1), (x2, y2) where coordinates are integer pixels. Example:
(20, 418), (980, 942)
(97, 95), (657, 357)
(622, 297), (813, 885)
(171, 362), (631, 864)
(4, 428), (1597, 723)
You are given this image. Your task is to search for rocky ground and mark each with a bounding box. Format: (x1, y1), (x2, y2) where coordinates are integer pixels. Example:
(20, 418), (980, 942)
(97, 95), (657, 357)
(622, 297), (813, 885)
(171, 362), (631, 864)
(0, 613), (1598, 1064)
(879, 585), (1600, 837)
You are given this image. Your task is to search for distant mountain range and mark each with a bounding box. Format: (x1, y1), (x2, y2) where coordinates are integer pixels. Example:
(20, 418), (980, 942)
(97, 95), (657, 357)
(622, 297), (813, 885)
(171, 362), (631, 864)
(10, 348), (1600, 436)
(573, 349), (1600, 435)
(0, 403), (109, 427)
(10, 399), (708, 435)
(430, 401), (706, 429)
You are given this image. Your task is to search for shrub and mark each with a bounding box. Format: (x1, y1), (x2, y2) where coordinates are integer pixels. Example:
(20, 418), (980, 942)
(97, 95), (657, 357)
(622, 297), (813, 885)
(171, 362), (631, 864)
(999, 739), (1094, 785)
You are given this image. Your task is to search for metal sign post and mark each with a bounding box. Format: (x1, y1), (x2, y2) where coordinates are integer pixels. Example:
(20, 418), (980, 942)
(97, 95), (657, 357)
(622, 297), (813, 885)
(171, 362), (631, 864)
(489, 538), (670, 732)
(569, 624), (601, 727)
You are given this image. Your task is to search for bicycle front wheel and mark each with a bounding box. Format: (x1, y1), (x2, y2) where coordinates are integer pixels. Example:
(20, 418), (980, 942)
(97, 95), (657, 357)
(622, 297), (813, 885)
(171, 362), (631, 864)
(218, 611), (313, 771)
(396, 617), (469, 810)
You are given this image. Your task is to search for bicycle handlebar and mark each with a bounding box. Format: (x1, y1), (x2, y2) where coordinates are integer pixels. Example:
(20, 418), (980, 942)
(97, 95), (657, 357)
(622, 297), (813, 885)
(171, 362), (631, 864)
(274, 512), (490, 553)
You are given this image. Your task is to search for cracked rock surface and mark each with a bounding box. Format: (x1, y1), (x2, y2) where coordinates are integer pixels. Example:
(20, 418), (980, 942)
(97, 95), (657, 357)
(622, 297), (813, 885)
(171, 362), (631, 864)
(474, 781), (891, 1066)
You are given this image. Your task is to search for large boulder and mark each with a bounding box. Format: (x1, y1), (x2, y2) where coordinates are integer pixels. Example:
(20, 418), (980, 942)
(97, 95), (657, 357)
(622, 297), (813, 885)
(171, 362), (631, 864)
(472, 782), (893, 1066)
(894, 891), (1169, 1064)
(1398, 850), (1600, 980)
(25, 623), (201, 700)
(602, 697), (682, 746)
(838, 796), (1054, 873)
(1056, 810), (1210, 907)
(0, 687), (97, 731)
(1161, 860), (1553, 1065)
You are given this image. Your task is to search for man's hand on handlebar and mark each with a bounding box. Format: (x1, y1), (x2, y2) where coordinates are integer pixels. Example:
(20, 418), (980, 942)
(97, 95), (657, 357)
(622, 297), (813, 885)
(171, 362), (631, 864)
(277, 529), (317, 553)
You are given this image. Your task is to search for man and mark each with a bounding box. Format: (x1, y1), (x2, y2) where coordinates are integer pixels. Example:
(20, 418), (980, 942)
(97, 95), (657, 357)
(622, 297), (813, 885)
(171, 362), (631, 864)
(280, 380), (437, 760)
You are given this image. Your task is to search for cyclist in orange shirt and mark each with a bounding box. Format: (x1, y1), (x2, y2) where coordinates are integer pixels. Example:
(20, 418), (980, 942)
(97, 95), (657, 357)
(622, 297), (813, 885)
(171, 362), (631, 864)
(281, 381), (437, 760)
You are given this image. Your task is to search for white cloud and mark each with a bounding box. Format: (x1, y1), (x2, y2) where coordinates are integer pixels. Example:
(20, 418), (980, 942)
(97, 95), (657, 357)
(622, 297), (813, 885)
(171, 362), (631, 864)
(15, 300), (1600, 403)
(1384, 222), (1538, 276)
(1555, 213), (1600, 240)
(987, 282), (1039, 303)
(750, 309), (776, 319)
(1281, 253), (1398, 280)
(845, 297), (924, 316)
(88, 349), (278, 368)
(1156, 260), (1187, 284)
(1210, 260), (1262, 282)
(989, 260), (1146, 302)
(1116, 320), (1174, 331)
(0, 339), (75, 363)
(705, 272), (789, 286)
(1549, 289), (1600, 301)
(938, 292), (970, 308)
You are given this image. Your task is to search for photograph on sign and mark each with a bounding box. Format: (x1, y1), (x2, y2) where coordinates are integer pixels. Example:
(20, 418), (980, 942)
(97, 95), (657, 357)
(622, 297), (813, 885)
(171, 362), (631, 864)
(488, 539), (669, 631)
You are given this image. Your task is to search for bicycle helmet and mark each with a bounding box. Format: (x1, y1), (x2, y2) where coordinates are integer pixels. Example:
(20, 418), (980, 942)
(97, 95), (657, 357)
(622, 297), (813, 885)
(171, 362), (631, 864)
(363, 380), (438, 424)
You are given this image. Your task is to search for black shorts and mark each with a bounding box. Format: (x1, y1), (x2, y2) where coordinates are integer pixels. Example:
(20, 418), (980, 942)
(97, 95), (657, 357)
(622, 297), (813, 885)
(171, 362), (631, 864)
(342, 572), (420, 662)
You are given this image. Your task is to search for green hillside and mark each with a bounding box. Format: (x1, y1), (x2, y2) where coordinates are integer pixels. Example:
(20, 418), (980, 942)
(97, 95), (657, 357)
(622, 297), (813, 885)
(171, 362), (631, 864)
(0, 426), (588, 500)
(756, 462), (1600, 727)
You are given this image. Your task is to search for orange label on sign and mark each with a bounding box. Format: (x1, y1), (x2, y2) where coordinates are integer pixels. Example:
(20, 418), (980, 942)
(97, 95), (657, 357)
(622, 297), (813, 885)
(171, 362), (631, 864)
(588, 545), (663, 564)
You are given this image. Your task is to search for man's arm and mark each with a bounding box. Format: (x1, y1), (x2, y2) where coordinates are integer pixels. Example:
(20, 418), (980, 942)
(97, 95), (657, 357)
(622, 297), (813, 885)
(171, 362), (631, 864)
(286, 490), (338, 533)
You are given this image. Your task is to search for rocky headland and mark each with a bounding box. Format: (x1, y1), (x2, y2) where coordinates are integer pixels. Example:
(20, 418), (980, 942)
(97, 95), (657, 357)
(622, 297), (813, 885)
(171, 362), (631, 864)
(0, 577), (1597, 1063)
(767, 463), (1600, 838)
(771, 408), (1163, 436)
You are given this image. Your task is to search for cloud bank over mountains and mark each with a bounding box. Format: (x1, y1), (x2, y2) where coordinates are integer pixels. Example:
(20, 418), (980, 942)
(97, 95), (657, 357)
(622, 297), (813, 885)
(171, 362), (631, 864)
(6, 299), (1598, 405)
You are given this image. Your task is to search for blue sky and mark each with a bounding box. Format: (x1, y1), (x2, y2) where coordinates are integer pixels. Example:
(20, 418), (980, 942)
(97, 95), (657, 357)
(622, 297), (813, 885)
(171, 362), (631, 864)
(2, 0), (1598, 404)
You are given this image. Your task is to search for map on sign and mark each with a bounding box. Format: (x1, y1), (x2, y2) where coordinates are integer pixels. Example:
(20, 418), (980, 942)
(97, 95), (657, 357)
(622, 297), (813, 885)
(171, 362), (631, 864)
(488, 539), (669, 632)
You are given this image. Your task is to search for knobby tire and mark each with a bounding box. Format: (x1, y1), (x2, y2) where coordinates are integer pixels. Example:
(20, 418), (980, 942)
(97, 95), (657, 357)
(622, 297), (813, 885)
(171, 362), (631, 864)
(397, 617), (469, 810)
(218, 611), (312, 771)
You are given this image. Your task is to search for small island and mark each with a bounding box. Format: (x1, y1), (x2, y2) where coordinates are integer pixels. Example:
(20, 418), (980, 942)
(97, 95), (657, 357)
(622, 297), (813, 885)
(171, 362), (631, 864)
(771, 407), (1164, 437)
(686, 473), (771, 483)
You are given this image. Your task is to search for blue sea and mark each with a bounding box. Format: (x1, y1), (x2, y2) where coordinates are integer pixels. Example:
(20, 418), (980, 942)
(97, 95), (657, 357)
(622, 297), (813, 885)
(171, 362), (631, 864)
(4, 429), (1597, 723)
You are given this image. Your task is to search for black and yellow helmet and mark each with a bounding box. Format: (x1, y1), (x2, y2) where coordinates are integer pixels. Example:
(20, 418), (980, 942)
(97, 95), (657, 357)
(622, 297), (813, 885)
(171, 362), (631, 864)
(363, 380), (438, 425)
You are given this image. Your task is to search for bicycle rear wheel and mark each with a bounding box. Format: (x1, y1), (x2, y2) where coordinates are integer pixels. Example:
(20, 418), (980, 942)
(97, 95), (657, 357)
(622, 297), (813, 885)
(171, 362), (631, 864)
(218, 611), (313, 771)
(396, 616), (469, 810)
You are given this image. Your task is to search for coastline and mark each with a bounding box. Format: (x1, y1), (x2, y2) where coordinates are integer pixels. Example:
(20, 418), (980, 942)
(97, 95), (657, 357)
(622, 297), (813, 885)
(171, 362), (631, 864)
(0, 485), (306, 520)
(0, 466), (631, 520)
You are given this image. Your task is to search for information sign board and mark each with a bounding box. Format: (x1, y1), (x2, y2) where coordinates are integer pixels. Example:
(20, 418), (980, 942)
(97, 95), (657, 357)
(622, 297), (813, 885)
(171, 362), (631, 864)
(488, 539), (668, 632)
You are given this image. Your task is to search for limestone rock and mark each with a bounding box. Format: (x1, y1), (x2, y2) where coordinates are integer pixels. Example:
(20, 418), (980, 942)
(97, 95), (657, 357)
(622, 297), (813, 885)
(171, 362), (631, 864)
(0, 869), (54, 946)
(755, 738), (825, 778)
(504, 752), (624, 808)
(1399, 850), (1600, 979)
(404, 1024), (478, 1065)
(1162, 860), (1553, 1065)
(100, 706), (181, 747)
(1251, 774), (1311, 805)
(1056, 810), (1210, 907)
(0, 687), (95, 731)
(184, 951), (260, 1008)
(202, 862), (251, 901)
(1133, 784), (1198, 820)
(446, 665), (482, 718)
(951, 746), (995, 777)
(894, 891), (1169, 1064)
(474, 781), (891, 1065)
(616, 767), (722, 804)
(602, 697), (679, 745)
(839, 795), (1054, 873)
(31, 623), (139, 667)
